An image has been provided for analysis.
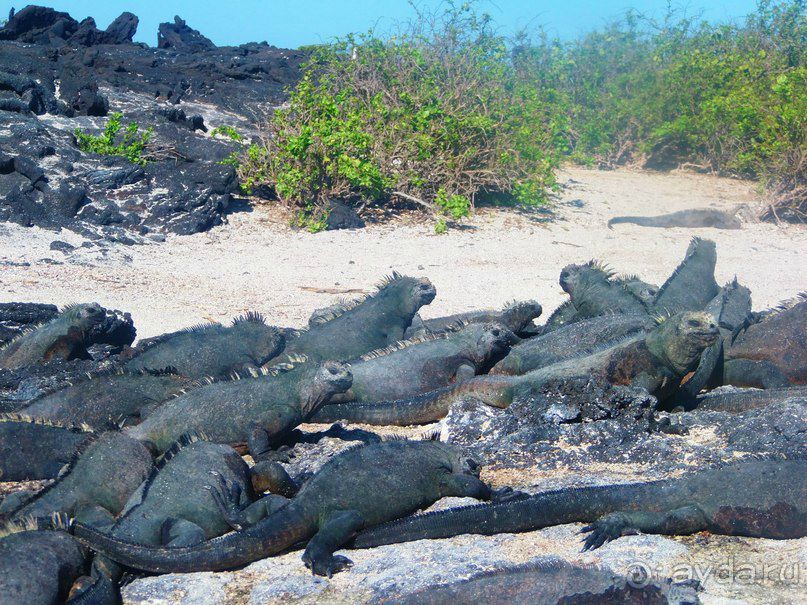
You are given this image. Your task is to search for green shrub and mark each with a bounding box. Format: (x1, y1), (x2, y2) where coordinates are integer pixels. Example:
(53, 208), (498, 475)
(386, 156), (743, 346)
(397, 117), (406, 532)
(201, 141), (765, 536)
(74, 113), (152, 166)
(238, 2), (561, 230)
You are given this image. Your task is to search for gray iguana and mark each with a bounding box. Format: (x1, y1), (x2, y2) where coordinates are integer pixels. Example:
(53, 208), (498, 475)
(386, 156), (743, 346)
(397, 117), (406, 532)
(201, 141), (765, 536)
(0, 414), (96, 481)
(317, 312), (719, 425)
(0, 303), (105, 369)
(608, 208), (741, 230)
(65, 440), (500, 576)
(125, 312), (284, 378)
(652, 237), (720, 315)
(560, 261), (649, 320)
(403, 300), (543, 339)
(721, 293), (806, 388)
(284, 273), (436, 362)
(308, 323), (516, 423)
(695, 386), (807, 413)
(124, 359), (352, 456)
(353, 458), (806, 549)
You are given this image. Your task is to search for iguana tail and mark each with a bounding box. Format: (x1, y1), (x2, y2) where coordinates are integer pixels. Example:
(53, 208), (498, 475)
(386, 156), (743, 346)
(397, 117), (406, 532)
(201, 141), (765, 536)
(70, 503), (313, 574)
(352, 482), (652, 548)
(308, 376), (517, 426)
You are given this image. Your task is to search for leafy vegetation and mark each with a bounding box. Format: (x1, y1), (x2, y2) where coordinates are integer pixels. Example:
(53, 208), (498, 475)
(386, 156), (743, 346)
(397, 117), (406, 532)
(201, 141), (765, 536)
(74, 112), (152, 166)
(236, 0), (805, 228)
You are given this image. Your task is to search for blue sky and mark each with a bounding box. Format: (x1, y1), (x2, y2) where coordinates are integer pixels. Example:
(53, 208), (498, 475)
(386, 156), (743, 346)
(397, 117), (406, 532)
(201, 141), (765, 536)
(2, 1), (762, 48)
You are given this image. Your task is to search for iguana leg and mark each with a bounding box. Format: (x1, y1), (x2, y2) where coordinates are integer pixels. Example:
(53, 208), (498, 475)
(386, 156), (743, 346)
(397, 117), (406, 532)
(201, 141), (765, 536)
(439, 474), (493, 500)
(302, 510), (364, 578)
(722, 359), (791, 389)
(251, 460), (299, 498)
(454, 363), (476, 382)
(581, 505), (709, 551)
(208, 473), (288, 530)
(239, 494), (290, 526)
(161, 518), (206, 546)
(247, 425), (292, 462)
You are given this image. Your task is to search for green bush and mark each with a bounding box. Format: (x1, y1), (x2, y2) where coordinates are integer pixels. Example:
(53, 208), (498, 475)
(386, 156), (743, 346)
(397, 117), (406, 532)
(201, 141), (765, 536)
(238, 2), (561, 231)
(74, 112), (152, 166)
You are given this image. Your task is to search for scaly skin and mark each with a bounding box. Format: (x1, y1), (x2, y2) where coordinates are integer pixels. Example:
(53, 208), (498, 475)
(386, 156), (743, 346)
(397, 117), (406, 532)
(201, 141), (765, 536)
(670, 279), (752, 408)
(560, 262), (648, 320)
(0, 303), (105, 369)
(0, 529), (88, 605)
(325, 312), (718, 425)
(652, 237), (720, 315)
(491, 315), (650, 375)
(285, 273), (436, 362)
(126, 313), (284, 378)
(69, 441), (495, 576)
(614, 275), (659, 307)
(309, 323), (516, 422)
(353, 459), (806, 549)
(723, 295), (806, 388)
(0, 415), (95, 481)
(19, 369), (192, 428)
(0, 432), (153, 528)
(125, 361), (352, 454)
(696, 386), (807, 413)
(404, 300), (543, 339)
(608, 208), (741, 230)
(393, 558), (688, 605)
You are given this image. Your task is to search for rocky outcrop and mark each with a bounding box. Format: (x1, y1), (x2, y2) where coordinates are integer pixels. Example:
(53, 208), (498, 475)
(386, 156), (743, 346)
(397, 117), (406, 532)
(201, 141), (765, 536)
(158, 16), (215, 52)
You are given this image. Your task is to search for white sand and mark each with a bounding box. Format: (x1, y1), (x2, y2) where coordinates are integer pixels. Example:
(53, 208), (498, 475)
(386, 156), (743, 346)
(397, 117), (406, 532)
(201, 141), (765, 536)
(0, 166), (804, 340)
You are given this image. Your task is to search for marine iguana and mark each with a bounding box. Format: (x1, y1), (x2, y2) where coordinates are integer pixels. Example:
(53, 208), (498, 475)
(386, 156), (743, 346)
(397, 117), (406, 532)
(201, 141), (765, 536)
(18, 367), (193, 428)
(652, 237), (720, 315)
(560, 261), (649, 320)
(284, 273), (436, 362)
(0, 432), (153, 528)
(308, 323), (516, 423)
(695, 386), (807, 413)
(0, 414), (95, 481)
(124, 359), (352, 456)
(66, 434), (295, 604)
(402, 300), (543, 339)
(352, 458), (806, 549)
(669, 278), (753, 408)
(615, 274), (660, 307)
(0, 303), (105, 370)
(392, 558), (698, 605)
(125, 312), (284, 378)
(0, 525), (89, 605)
(319, 312), (718, 425)
(608, 208), (742, 230)
(491, 315), (651, 375)
(722, 293), (806, 388)
(540, 299), (579, 332)
(66, 440), (499, 576)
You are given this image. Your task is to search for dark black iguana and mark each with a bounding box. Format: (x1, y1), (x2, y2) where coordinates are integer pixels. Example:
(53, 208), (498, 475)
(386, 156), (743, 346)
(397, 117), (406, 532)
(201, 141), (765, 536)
(285, 272), (437, 362)
(125, 312), (284, 378)
(608, 208), (742, 230)
(124, 359), (352, 456)
(392, 558), (698, 605)
(0, 524), (90, 605)
(403, 300), (543, 339)
(0, 414), (96, 481)
(0, 303), (105, 370)
(491, 314), (651, 375)
(308, 323), (516, 423)
(721, 293), (806, 388)
(652, 237), (720, 315)
(318, 311), (719, 425)
(0, 432), (153, 528)
(66, 433), (296, 604)
(560, 261), (649, 320)
(353, 458), (806, 549)
(669, 278), (753, 408)
(695, 386), (807, 413)
(66, 440), (500, 576)
(17, 367), (193, 428)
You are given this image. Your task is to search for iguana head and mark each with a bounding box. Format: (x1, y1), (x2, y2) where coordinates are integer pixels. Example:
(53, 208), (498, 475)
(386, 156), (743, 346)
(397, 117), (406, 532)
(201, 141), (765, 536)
(62, 302), (105, 330)
(305, 361), (353, 413)
(649, 311), (720, 375)
(559, 261), (611, 295)
(618, 276), (658, 305)
(396, 276), (437, 316)
(434, 442), (483, 478)
(474, 322), (518, 364)
(500, 300), (543, 332)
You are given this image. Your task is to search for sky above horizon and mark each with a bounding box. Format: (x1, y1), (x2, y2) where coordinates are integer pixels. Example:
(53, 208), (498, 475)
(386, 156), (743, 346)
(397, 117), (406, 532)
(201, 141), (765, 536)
(2, 1), (763, 48)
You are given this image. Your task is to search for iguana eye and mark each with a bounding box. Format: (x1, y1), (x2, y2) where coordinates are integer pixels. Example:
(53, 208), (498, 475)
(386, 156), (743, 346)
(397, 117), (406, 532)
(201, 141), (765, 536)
(687, 319), (701, 327)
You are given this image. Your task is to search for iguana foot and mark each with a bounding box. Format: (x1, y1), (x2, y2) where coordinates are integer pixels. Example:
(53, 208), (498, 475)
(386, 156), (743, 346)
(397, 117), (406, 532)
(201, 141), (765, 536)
(206, 472), (245, 531)
(580, 512), (639, 551)
(491, 486), (530, 503)
(302, 551), (354, 578)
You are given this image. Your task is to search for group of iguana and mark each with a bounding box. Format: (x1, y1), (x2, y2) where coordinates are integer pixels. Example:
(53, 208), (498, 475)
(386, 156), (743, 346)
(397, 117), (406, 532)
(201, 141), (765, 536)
(0, 245), (804, 604)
